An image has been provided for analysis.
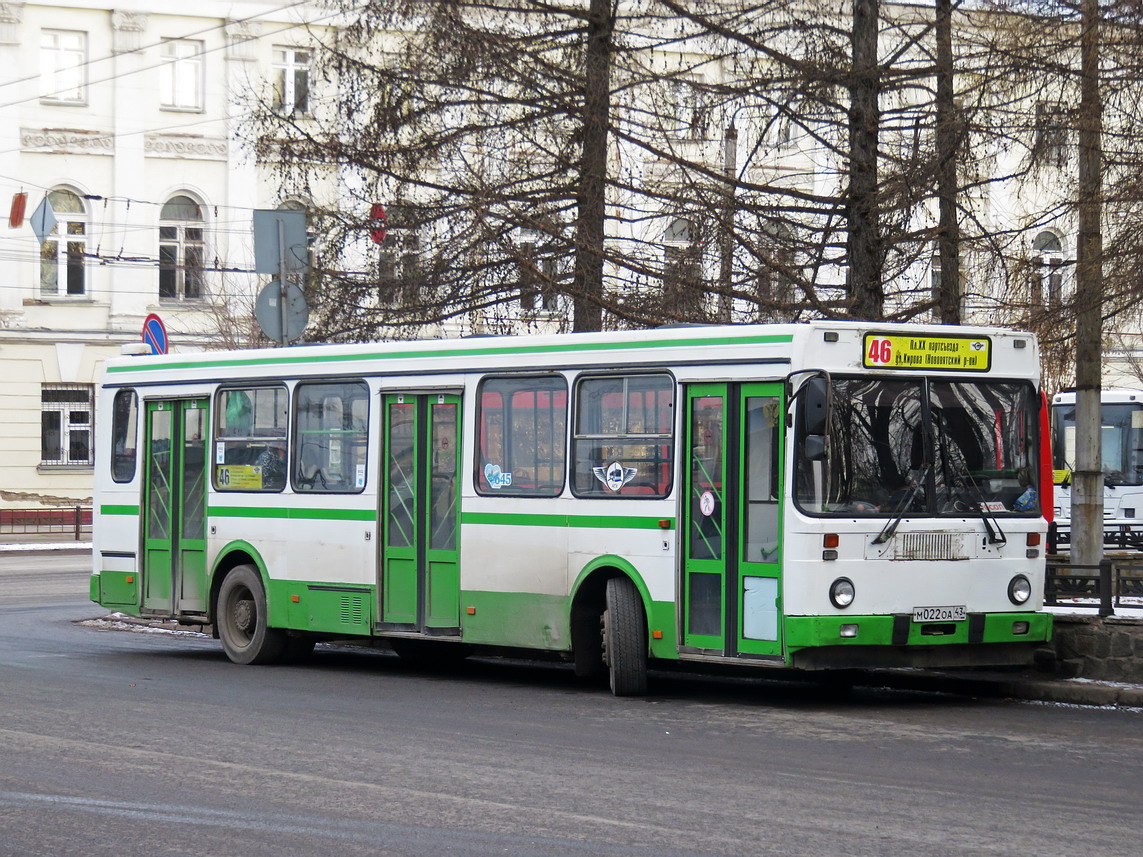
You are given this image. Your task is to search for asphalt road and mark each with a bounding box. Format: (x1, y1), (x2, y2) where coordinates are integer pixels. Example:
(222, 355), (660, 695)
(2, 552), (1142, 857)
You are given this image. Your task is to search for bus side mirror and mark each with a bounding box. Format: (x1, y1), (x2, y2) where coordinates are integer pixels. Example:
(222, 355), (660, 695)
(802, 376), (828, 437)
(804, 434), (827, 462)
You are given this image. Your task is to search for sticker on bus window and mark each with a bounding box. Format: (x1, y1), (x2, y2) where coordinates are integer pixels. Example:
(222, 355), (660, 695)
(593, 461), (637, 492)
(216, 443), (225, 465)
(700, 490), (717, 517)
(484, 463), (513, 489)
(356, 463), (366, 488)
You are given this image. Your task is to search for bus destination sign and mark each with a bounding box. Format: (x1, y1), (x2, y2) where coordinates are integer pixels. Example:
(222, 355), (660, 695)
(862, 333), (991, 372)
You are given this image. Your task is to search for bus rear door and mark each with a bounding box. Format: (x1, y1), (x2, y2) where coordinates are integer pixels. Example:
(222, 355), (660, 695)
(141, 398), (208, 616)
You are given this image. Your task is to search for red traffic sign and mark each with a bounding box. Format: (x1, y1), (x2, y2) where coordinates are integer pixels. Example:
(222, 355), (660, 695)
(368, 203), (387, 244)
(142, 313), (168, 355)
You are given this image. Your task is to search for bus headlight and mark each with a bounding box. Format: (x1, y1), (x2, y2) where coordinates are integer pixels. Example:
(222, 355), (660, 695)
(829, 577), (855, 609)
(1008, 575), (1032, 605)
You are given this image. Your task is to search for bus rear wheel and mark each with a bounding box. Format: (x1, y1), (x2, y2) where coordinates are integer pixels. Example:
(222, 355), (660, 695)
(603, 577), (648, 696)
(217, 565), (286, 665)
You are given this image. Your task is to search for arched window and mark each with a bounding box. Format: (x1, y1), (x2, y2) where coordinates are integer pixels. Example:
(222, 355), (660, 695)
(40, 188), (87, 297)
(160, 195), (205, 300)
(1032, 230), (1064, 308)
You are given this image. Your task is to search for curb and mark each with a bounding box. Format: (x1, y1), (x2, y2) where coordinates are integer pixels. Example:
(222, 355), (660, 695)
(868, 669), (1143, 708)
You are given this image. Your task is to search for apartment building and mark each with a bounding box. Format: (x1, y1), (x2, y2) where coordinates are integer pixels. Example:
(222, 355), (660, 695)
(0, 1), (331, 508)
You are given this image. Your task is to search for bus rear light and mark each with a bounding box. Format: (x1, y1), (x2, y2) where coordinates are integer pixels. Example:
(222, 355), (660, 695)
(1012, 621), (1030, 635)
(823, 533), (839, 549)
(1026, 533), (1041, 546)
(839, 624), (859, 638)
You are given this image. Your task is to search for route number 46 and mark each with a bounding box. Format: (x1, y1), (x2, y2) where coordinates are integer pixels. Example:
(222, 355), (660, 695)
(867, 338), (892, 365)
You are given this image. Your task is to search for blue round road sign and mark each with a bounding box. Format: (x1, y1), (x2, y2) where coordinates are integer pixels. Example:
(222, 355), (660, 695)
(143, 313), (168, 355)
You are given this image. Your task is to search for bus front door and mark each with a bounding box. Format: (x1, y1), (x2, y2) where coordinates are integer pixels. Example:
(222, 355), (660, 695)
(379, 394), (462, 633)
(682, 383), (784, 659)
(142, 398), (208, 616)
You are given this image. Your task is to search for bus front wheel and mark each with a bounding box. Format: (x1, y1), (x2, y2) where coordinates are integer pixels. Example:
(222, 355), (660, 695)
(217, 565), (286, 665)
(603, 577), (648, 696)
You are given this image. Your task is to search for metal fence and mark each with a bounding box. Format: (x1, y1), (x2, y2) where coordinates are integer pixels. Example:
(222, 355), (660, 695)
(1045, 558), (1143, 617)
(0, 507), (92, 541)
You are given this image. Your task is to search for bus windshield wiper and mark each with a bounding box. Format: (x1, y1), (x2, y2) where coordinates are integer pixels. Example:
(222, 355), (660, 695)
(872, 465), (930, 545)
(958, 472), (1007, 546)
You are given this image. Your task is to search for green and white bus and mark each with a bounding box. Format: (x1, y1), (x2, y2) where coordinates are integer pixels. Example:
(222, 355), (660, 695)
(91, 321), (1053, 695)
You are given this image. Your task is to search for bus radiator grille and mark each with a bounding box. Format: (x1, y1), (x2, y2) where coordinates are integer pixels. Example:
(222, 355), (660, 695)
(892, 533), (968, 561)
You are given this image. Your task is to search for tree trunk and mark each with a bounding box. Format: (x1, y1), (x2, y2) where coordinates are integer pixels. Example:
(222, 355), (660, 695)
(846, 0), (883, 320)
(934, 0), (961, 326)
(572, 0), (613, 332)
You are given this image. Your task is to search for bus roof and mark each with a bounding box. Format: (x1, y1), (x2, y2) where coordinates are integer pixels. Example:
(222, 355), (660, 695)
(100, 320), (1038, 387)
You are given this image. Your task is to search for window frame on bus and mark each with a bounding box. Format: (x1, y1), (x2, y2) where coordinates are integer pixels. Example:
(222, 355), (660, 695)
(474, 373), (568, 498)
(110, 388), (138, 483)
(570, 371), (676, 500)
(212, 384), (290, 493)
(291, 378), (370, 495)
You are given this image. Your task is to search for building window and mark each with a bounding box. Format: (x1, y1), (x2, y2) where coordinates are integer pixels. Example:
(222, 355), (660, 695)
(1035, 104), (1068, 167)
(42, 384), (94, 467)
(378, 204), (421, 306)
(159, 195), (205, 300)
(756, 225), (796, 320)
(273, 46), (311, 116)
(40, 189), (87, 298)
(40, 30), (86, 103)
(666, 78), (707, 139)
(1032, 230), (1065, 308)
(663, 217), (703, 317)
(517, 228), (560, 314)
(160, 39), (204, 111)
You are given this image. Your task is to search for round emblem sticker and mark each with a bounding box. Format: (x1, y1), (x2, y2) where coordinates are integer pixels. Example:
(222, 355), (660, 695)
(699, 490), (716, 517)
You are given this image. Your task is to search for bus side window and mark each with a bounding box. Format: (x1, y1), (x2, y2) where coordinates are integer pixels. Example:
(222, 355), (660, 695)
(571, 374), (674, 499)
(214, 386), (289, 492)
(111, 389), (138, 483)
(293, 381), (369, 494)
(476, 375), (567, 497)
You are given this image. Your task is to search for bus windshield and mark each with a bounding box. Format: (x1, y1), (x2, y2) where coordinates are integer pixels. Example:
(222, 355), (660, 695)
(796, 377), (1040, 517)
(1053, 402), (1143, 487)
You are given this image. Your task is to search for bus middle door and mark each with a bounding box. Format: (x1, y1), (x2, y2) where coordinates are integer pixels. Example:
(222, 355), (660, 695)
(681, 383), (784, 659)
(379, 393), (462, 634)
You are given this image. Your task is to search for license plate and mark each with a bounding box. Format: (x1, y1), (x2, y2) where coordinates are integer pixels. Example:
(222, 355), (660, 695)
(912, 605), (966, 623)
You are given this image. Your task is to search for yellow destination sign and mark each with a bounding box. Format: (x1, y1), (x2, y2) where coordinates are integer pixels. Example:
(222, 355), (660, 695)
(863, 333), (991, 372)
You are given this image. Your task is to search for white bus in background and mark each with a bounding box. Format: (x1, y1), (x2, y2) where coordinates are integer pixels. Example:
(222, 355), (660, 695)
(90, 321), (1054, 696)
(1051, 389), (1143, 552)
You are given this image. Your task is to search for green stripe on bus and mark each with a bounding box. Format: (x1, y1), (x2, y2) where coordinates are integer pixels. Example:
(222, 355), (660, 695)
(107, 333), (794, 373)
(460, 511), (673, 530)
(101, 505), (140, 516)
(208, 506), (375, 521)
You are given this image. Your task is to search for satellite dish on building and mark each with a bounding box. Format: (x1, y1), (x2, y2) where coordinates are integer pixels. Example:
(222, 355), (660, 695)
(255, 279), (308, 344)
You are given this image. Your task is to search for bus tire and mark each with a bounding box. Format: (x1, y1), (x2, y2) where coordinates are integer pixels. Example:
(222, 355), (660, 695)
(603, 576), (648, 696)
(217, 564), (286, 665)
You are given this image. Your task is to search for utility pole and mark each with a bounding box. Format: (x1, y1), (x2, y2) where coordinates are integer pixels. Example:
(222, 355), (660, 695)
(718, 122), (738, 324)
(1072, 0), (1104, 568)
